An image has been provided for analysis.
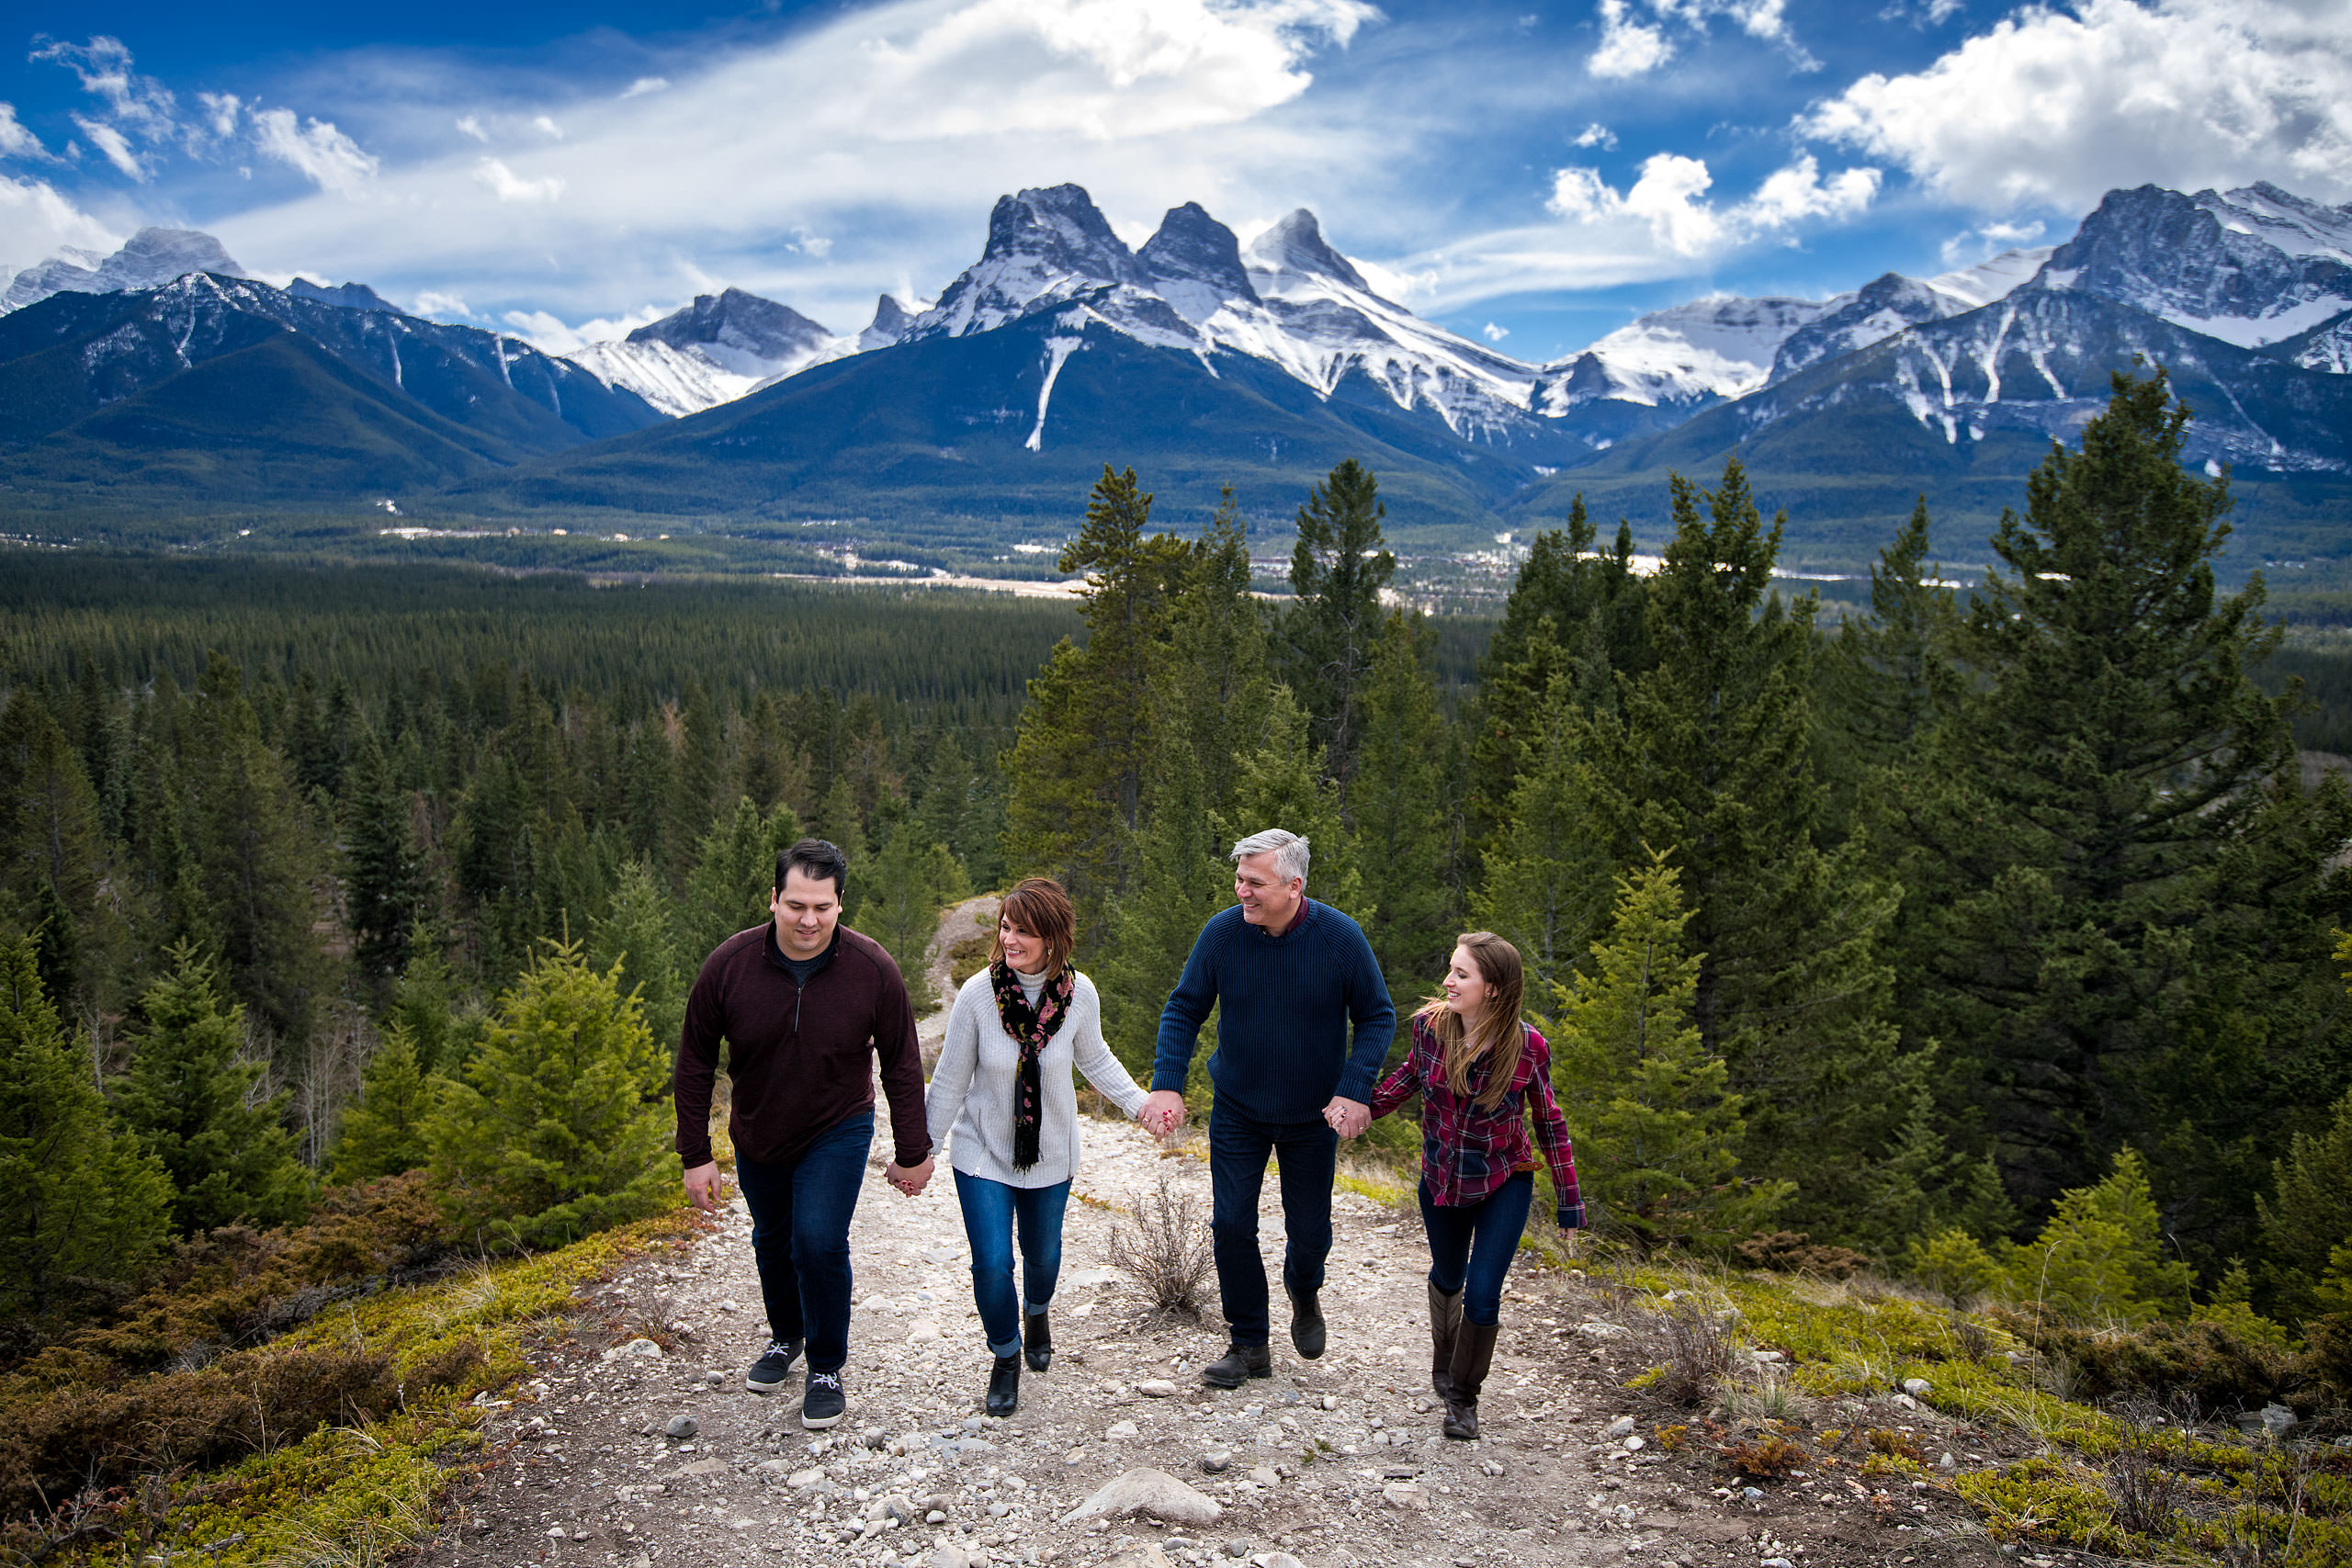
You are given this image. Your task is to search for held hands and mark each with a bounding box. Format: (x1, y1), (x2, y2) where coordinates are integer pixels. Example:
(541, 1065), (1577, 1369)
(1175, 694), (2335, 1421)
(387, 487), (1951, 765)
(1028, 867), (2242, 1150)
(885, 1156), (935, 1197)
(683, 1161), (724, 1213)
(1139, 1089), (1186, 1141)
(1321, 1096), (1372, 1139)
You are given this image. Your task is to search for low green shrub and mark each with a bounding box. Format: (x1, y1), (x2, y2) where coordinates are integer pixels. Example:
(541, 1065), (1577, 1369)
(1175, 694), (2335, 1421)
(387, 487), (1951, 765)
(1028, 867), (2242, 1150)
(1996, 1311), (2315, 1416)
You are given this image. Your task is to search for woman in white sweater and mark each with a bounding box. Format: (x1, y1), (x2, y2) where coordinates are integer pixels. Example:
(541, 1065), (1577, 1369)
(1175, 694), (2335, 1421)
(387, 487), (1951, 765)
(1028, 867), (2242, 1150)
(925, 876), (1149, 1417)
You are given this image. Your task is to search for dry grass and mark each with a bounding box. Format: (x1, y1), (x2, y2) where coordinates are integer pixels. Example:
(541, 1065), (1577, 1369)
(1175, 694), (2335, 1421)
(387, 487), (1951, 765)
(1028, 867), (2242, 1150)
(1106, 1174), (1216, 1319)
(1655, 1300), (1738, 1407)
(2103, 1402), (2189, 1540)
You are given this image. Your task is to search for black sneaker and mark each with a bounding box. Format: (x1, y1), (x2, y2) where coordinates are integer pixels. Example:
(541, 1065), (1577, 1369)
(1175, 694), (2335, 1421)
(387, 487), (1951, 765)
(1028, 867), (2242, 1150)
(801, 1368), (846, 1429)
(746, 1337), (803, 1393)
(1286, 1284), (1326, 1360)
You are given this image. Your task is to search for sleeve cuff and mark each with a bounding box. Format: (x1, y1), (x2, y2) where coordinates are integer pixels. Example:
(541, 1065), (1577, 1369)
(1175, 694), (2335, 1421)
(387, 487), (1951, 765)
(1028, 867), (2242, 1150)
(679, 1145), (714, 1170)
(1148, 1069), (1188, 1094)
(1556, 1202), (1586, 1231)
(1335, 1074), (1377, 1104)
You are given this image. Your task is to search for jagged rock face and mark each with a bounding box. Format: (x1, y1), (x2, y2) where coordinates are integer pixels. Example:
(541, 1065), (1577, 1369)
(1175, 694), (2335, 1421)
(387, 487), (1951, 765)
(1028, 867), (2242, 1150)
(288, 278), (399, 312)
(1244, 209), (1374, 295)
(860, 294), (915, 351)
(1137, 202), (1259, 321)
(910, 185), (1144, 340)
(2041, 183), (2352, 345)
(2, 227), (247, 312)
(1770, 273), (1963, 384)
(628, 288), (832, 365)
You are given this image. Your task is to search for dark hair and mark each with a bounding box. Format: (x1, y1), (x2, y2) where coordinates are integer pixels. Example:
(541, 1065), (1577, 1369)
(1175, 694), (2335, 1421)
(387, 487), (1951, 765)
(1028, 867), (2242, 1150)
(775, 838), (849, 903)
(994, 876), (1077, 977)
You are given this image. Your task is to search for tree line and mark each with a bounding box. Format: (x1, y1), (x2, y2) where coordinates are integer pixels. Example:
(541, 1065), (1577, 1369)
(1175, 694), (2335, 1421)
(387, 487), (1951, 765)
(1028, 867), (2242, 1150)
(998, 370), (2352, 1338)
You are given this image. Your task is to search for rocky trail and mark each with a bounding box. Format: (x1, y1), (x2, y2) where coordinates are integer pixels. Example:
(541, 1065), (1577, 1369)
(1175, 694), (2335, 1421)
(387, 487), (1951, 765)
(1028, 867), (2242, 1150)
(412, 899), (2019, 1568)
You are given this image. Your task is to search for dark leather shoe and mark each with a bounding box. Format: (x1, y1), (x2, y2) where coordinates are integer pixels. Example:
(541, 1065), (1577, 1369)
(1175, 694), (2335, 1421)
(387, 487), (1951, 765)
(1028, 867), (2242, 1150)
(1286, 1284), (1326, 1360)
(1201, 1342), (1272, 1388)
(985, 1355), (1021, 1417)
(1023, 1310), (1053, 1372)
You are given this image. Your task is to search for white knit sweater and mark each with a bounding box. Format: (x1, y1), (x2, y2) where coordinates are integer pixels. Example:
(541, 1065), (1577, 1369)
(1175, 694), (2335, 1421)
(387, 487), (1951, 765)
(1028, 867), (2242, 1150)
(925, 968), (1148, 1188)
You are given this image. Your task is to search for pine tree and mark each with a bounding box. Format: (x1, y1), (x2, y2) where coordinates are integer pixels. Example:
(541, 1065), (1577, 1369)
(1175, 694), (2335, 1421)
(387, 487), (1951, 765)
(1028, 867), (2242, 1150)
(853, 811), (970, 1016)
(594, 860), (691, 1054)
(1094, 498), (1272, 1074)
(678, 797), (804, 964)
(1825, 497), (1963, 775)
(387, 930), (471, 1077)
(0, 937), (173, 1313)
(2258, 1088), (2352, 1321)
(343, 728), (431, 986)
(1586, 459), (1924, 1244)
(1214, 685), (1361, 918)
(1350, 612), (1458, 998)
(1472, 672), (1615, 1001)
(1901, 368), (2310, 1215)
(1547, 852), (1790, 1250)
(811, 776), (868, 871)
(424, 940), (673, 1248)
(0, 689), (130, 1017)
(112, 945), (311, 1235)
(1001, 467), (1186, 917)
(324, 1022), (432, 1184)
(1280, 459), (1396, 795)
(181, 654), (331, 1044)
(1998, 1150), (2194, 1325)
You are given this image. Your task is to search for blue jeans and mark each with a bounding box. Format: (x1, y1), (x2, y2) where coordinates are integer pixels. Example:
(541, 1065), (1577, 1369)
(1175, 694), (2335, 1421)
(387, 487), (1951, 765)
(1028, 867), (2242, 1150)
(734, 1108), (873, 1374)
(1420, 1171), (1533, 1326)
(953, 1170), (1071, 1358)
(1209, 1101), (1338, 1348)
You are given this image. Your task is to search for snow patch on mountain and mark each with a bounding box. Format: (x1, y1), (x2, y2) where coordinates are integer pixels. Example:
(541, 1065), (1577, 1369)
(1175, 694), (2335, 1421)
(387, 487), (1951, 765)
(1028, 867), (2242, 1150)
(3, 228), (248, 314)
(1544, 296), (1826, 412)
(1928, 247), (2057, 310)
(568, 288), (851, 417)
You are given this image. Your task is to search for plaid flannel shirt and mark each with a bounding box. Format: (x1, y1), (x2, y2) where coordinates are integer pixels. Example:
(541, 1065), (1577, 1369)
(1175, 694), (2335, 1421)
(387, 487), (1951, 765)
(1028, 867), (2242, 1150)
(1370, 1012), (1585, 1229)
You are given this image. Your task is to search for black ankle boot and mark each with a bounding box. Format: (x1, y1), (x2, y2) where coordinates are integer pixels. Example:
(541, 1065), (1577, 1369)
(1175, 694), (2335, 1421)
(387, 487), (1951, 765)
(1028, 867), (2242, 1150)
(1023, 1309), (1053, 1372)
(1286, 1284), (1326, 1360)
(1201, 1342), (1272, 1389)
(985, 1354), (1021, 1417)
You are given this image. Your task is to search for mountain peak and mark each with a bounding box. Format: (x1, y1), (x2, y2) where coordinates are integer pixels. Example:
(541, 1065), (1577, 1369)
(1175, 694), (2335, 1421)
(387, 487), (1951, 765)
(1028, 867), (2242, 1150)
(627, 288), (832, 364)
(1243, 209), (1373, 295)
(288, 277), (398, 313)
(1138, 202), (1258, 320)
(3, 226), (247, 314)
(979, 184), (1139, 284)
(860, 294), (915, 351)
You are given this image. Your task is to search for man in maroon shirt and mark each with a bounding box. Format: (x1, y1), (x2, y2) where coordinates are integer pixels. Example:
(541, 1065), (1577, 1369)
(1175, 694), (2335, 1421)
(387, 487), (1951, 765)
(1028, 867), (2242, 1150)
(675, 838), (933, 1429)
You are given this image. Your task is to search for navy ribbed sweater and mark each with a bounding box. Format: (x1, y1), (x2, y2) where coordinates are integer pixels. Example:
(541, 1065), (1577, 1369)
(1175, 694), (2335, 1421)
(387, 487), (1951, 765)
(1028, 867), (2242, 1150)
(1150, 900), (1396, 1122)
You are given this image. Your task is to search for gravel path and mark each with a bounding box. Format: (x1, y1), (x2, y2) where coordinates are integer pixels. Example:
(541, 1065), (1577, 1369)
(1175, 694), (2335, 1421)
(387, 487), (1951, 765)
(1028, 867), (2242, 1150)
(413, 1102), (2007, 1568)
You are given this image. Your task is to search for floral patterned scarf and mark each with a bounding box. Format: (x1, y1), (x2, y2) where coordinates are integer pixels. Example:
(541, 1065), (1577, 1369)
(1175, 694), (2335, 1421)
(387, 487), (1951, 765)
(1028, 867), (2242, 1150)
(990, 957), (1074, 1171)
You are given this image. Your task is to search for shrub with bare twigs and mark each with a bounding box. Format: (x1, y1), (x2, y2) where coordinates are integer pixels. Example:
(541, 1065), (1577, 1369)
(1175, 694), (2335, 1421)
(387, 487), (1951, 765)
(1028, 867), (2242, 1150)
(1656, 1300), (1736, 1406)
(1107, 1175), (1214, 1318)
(2104, 1402), (2188, 1540)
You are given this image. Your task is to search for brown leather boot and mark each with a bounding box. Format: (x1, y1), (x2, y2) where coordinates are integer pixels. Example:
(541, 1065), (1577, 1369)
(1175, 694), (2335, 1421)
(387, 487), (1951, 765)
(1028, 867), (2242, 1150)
(1443, 1320), (1499, 1439)
(1426, 1282), (1464, 1400)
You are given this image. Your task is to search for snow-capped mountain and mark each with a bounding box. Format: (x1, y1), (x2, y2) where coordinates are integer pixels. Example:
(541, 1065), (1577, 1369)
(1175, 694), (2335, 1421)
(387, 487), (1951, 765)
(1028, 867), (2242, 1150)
(2038, 183), (2352, 348)
(897, 185), (1548, 446)
(1, 227), (248, 313)
(569, 288), (850, 418)
(858, 294), (920, 352)
(288, 277), (398, 312)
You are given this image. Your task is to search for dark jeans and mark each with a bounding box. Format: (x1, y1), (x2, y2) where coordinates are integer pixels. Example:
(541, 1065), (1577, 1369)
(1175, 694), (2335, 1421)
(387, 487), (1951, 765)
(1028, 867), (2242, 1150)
(1208, 1100), (1339, 1348)
(1420, 1170), (1533, 1326)
(734, 1108), (873, 1374)
(953, 1169), (1071, 1358)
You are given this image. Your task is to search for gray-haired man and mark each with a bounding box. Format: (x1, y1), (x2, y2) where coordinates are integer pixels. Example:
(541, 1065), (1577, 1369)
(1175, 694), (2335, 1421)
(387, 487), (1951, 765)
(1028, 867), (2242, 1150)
(1142, 829), (1396, 1387)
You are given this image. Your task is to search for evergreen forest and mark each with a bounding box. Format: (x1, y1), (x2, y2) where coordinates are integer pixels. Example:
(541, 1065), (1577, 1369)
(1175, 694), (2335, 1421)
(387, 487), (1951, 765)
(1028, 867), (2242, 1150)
(6, 371), (2352, 1536)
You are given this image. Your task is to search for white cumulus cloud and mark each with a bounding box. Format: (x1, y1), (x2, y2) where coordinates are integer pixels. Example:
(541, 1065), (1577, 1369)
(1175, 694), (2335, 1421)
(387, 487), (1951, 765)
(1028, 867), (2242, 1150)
(1589, 0), (1670, 76)
(1481, 320), (1509, 341)
(619, 76), (669, 98)
(1571, 121), (1617, 150)
(474, 157), (566, 204)
(254, 108), (380, 195)
(0, 174), (120, 266)
(456, 115), (488, 142)
(1589, 0), (1815, 78)
(74, 117), (147, 179)
(33, 37), (180, 138)
(501, 303), (665, 354)
(1803, 0), (2352, 209)
(1548, 150), (1878, 257)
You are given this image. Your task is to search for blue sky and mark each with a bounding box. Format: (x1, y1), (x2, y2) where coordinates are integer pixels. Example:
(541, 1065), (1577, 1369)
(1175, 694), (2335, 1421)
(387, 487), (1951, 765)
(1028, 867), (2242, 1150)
(5, 0), (2347, 362)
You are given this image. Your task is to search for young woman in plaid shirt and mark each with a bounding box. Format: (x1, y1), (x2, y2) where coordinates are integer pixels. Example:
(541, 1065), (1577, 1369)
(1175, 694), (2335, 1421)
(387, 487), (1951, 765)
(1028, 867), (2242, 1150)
(1355, 931), (1584, 1439)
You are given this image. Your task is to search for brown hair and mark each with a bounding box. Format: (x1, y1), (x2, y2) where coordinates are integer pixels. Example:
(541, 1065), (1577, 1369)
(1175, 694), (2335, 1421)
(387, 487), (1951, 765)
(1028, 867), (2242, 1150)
(1411, 931), (1527, 1110)
(993, 877), (1077, 977)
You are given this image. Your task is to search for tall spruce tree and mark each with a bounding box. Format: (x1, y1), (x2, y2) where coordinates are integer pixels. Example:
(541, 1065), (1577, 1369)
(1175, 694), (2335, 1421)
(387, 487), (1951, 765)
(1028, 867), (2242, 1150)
(1001, 466), (1187, 919)
(1587, 459), (1924, 1244)
(112, 945), (311, 1234)
(1280, 459), (1396, 796)
(853, 808), (970, 1015)
(1825, 498), (1963, 775)
(0, 937), (173, 1313)
(324, 1022), (432, 1185)
(1095, 496), (1272, 1072)
(593, 860), (690, 1054)
(1472, 673), (1616, 1001)
(678, 797), (803, 964)
(1350, 612), (1459, 998)
(343, 728), (431, 987)
(1899, 369), (2321, 1223)
(1547, 852), (1789, 1250)
(0, 689), (130, 1017)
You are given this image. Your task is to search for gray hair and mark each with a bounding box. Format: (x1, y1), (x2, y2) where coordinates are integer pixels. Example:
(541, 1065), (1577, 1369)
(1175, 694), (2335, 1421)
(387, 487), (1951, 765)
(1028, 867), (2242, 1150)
(1229, 828), (1309, 886)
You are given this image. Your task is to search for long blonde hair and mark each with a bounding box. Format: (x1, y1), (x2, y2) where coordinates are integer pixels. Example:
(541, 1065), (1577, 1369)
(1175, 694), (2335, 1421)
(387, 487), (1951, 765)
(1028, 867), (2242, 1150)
(1410, 931), (1526, 1110)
